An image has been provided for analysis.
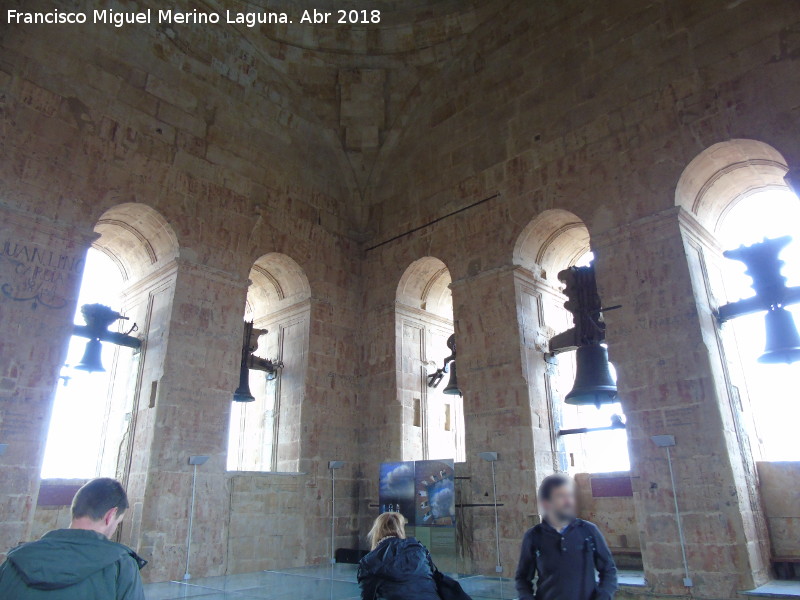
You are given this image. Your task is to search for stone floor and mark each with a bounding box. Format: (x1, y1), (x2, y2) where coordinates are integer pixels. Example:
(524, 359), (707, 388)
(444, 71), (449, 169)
(143, 564), (649, 600)
(143, 565), (800, 599)
(742, 579), (800, 598)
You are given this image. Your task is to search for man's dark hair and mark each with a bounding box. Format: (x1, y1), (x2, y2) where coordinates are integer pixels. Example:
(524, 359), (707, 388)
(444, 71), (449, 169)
(538, 473), (573, 501)
(71, 478), (129, 520)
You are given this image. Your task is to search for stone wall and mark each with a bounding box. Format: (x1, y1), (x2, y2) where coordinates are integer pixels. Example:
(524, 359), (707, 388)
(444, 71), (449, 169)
(31, 466), (799, 579)
(2, 0), (800, 596)
(357, 0), (800, 596)
(575, 473), (642, 569)
(758, 462), (800, 561)
(26, 474), (326, 575)
(0, 211), (94, 556)
(30, 505), (72, 542)
(226, 472), (319, 574)
(575, 473), (640, 550)
(29, 480), (86, 542)
(0, 0), (362, 581)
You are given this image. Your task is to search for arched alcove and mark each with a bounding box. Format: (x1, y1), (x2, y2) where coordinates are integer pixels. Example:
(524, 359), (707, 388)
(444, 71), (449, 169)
(93, 202), (180, 282)
(229, 252), (311, 473)
(513, 209), (630, 475)
(42, 203), (179, 480)
(245, 252), (312, 319)
(397, 256), (453, 319)
(675, 139), (790, 232)
(676, 140), (800, 465)
(395, 257), (464, 462)
(513, 208), (591, 283)
(513, 209), (592, 333)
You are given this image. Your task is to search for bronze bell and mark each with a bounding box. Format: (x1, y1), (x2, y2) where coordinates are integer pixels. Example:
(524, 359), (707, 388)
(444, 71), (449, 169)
(565, 344), (617, 407)
(233, 357), (255, 402)
(75, 339), (105, 373)
(442, 362), (462, 396)
(759, 307), (800, 364)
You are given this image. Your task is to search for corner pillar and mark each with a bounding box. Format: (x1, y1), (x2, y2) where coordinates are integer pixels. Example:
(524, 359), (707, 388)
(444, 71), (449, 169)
(0, 206), (95, 559)
(131, 258), (248, 582)
(593, 207), (770, 596)
(450, 265), (558, 575)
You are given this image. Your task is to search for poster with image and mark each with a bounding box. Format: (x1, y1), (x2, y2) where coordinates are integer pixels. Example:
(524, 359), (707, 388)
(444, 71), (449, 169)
(378, 461), (416, 526)
(413, 459), (456, 527)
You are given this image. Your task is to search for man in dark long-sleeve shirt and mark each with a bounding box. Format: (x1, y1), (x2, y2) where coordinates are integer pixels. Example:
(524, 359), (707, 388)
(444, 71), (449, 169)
(515, 474), (618, 600)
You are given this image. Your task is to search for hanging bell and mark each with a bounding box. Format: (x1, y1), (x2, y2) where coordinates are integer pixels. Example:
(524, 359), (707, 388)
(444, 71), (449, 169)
(442, 362), (462, 396)
(565, 344), (617, 407)
(75, 339), (105, 373)
(759, 306), (800, 364)
(233, 355), (255, 402)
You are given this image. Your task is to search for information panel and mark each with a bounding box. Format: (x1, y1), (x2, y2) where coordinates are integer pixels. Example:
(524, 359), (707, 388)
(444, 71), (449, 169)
(379, 459), (455, 527)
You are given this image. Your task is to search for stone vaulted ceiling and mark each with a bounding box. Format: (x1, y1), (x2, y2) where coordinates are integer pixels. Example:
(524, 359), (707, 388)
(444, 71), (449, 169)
(197, 0), (512, 228)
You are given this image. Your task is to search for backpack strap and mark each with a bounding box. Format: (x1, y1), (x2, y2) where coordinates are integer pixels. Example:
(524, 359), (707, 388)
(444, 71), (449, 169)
(129, 550), (148, 571)
(529, 524), (544, 558)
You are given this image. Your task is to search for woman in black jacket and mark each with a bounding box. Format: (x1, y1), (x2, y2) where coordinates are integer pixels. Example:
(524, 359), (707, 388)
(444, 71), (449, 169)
(357, 512), (441, 600)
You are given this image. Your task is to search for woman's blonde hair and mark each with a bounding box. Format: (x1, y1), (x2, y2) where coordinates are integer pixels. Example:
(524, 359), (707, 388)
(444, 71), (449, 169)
(368, 512), (407, 550)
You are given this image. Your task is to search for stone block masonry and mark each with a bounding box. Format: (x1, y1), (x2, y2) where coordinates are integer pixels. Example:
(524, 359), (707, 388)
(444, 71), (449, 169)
(1, 1), (799, 597)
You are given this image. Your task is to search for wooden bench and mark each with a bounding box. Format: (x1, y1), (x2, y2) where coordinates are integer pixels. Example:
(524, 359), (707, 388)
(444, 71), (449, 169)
(609, 547), (643, 570)
(772, 556), (800, 580)
(335, 548), (368, 564)
(609, 548), (641, 556)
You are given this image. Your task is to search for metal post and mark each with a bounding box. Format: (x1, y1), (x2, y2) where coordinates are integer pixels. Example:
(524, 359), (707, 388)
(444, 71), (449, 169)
(184, 463), (198, 581)
(490, 460), (501, 573)
(651, 436), (692, 588)
(330, 467), (335, 600)
(331, 466), (336, 565)
(328, 461), (344, 565)
(479, 452), (502, 578)
(184, 455), (209, 581)
(665, 446), (692, 588)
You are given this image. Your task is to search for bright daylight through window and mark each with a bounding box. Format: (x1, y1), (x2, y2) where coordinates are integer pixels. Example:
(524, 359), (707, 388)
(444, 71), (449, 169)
(558, 252), (631, 475)
(41, 248), (129, 479)
(718, 189), (800, 461)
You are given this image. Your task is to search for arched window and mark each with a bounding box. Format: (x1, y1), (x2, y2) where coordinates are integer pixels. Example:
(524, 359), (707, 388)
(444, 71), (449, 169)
(396, 257), (465, 462)
(227, 253), (311, 472)
(716, 190), (800, 460)
(514, 209), (630, 475)
(41, 249), (126, 478)
(677, 140), (800, 462)
(42, 203), (179, 479)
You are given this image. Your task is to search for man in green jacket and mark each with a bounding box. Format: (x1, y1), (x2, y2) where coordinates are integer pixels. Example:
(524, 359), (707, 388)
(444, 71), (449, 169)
(0, 477), (146, 599)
